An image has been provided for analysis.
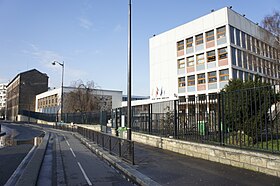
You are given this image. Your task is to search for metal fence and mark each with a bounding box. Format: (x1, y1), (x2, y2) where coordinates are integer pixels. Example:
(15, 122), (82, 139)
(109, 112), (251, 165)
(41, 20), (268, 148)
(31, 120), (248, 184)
(19, 110), (109, 125)
(113, 85), (280, 154)
(77, 126), (134, 164)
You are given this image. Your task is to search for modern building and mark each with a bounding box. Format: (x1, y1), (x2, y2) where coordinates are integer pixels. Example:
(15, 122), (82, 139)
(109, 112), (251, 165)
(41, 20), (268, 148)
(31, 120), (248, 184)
(6, 69), (49, 121)
(149, 7), (279, 106)
(36, 87), (123, 114)
(0, 84), (7, 109)
(0, 83), (7, 119)
(122, 95), (149, 102)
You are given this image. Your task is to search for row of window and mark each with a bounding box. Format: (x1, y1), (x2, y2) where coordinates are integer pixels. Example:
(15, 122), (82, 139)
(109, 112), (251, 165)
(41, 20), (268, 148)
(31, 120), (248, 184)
(232, 69), (278, 84)
(177, 26), (226, 52)
(230, 25), (279, 60)
(178, 47), (228, 68)
(38, 95), (58, 108)
(231, 47), (280, 78)
(178, 69), (229, 87)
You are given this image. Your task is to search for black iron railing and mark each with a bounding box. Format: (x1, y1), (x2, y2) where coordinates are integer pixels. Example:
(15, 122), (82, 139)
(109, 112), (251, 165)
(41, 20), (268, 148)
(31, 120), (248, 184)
(77, 126), (134, 164)
(115, 85), (280, 154)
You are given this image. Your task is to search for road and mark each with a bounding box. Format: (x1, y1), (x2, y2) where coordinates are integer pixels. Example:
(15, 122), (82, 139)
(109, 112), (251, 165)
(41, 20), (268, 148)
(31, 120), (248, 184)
(0, 122), (43, 185)
(52, 129), (132, 185)
(1, 123), (132, 185)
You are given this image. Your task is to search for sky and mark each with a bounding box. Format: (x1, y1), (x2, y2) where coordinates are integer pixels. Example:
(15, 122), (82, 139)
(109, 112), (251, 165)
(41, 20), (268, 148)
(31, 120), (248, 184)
(0, 0), (279, 96)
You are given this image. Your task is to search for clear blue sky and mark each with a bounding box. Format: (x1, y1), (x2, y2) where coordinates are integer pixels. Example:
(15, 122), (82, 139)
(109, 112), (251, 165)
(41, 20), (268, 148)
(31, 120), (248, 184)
(0, 0), (279, 95)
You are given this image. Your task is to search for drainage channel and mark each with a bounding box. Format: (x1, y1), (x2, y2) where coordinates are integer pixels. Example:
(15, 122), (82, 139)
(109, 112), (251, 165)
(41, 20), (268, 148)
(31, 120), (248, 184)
(37, 133), (54, 185)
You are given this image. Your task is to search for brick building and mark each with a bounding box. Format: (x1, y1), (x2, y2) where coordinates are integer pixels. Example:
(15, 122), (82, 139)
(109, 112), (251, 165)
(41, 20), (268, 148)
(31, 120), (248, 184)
(6, 69), (48, 121)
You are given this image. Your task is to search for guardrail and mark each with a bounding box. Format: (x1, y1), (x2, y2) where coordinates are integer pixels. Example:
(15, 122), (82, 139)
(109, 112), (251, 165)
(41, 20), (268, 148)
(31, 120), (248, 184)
(77, 126), (134, 164)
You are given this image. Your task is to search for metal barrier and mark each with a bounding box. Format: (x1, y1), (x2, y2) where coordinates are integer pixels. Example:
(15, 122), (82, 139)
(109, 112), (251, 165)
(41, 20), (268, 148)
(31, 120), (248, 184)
(77, 126), (134, 164)
(120, 85), (280, 154)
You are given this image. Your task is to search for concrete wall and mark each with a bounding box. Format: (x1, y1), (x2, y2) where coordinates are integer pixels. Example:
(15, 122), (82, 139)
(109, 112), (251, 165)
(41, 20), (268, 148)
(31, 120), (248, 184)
(132, 132), (280, 177)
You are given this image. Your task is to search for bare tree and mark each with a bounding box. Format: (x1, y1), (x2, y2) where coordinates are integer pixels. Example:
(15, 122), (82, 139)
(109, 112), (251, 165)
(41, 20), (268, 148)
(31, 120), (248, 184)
(261, 10), (280, 47)
(63, 80), (112, 113)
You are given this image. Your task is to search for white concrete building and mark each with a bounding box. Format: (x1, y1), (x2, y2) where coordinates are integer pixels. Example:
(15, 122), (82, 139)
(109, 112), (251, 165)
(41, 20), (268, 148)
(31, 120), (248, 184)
(149, 7), (279, 102)
(36, 87), (122, 114)
(0, 83), (7, 110)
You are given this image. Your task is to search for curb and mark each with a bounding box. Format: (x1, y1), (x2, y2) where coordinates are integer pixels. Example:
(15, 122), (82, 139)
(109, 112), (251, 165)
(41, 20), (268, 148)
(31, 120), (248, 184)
(15, 132), (50, 186)
(73, 133), (161, 186)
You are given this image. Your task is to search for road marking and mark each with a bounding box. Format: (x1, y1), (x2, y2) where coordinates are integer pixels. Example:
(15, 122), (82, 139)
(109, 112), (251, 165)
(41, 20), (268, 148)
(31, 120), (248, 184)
(66, 140), (70, 147)
(77, 162), (92, 186)
(70, 148), (76, 158)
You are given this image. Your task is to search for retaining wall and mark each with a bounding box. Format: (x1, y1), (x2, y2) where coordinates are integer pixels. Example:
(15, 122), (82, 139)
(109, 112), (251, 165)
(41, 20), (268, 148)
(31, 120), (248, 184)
(132, 132), (280, 177)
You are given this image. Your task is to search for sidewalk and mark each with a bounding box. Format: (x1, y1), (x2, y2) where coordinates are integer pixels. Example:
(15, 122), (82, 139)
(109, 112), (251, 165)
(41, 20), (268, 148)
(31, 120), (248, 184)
(75, 133), (280, 186)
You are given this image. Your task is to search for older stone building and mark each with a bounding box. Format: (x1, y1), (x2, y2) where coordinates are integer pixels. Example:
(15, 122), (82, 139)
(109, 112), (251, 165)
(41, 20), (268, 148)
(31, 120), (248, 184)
(6, 69), (48, 121)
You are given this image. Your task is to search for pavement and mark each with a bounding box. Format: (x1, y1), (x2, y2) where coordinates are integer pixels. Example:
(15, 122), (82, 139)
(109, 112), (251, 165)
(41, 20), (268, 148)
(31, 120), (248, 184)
(74, 131), (280, 186)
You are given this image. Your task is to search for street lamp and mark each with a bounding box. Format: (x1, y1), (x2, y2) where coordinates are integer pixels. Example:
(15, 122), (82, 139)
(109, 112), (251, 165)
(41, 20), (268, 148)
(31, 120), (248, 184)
(52, 61), (64, 123)
(127, 0), (132, 140)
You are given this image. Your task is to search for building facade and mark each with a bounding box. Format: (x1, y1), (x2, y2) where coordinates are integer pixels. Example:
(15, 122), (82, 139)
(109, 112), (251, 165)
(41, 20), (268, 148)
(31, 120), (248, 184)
(6, 69), (49, 121)
(149, 7), (279, 105)
(0, 83), (7, 119)
(36, 87), (123, 114)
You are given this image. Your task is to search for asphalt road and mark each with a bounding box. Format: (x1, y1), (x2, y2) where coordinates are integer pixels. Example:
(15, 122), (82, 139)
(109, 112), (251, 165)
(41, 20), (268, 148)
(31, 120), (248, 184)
(56, 130), (132, 186)
(0, 123), (42, 185)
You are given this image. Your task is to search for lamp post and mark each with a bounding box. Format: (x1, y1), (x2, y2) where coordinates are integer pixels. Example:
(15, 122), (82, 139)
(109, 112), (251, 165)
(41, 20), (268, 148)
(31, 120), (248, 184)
(52, 61), (64, 123)
(127, 0), (132, 140)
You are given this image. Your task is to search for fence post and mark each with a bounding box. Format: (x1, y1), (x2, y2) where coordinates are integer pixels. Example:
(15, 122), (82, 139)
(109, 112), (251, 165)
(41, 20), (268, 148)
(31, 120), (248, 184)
(131, 141), (135, 165)
(118, 138), (122, 157)
(149, 104), (152, 134)
(217, 93), (223, 145)
(174, 100), (178, 138)
(109, 136), (112, 153)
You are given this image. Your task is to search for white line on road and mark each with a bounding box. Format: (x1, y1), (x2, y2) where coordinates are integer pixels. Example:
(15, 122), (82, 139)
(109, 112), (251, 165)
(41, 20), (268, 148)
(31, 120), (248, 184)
(66, 140), (70, 147)
(77, 162), (92, 186)
(70, 148), (76, 158)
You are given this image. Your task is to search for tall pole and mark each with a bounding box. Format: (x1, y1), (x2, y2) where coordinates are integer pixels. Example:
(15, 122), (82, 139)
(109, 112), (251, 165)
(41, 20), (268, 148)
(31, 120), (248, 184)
(61, 61), (64, 122)
(52, 60), (64, 123)
(127, 0), (132, 140)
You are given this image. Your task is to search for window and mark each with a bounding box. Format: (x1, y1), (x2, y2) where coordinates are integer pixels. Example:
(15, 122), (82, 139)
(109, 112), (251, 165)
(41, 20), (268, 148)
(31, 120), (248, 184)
(196, 53), (204, 65)
(217, 26), (226, 39)
(248, 54), (252, 70)
(246, 35), (251, 51)
(178, 77), (185, 87)
(177, 40), (184, 51)
(187, 56), (194, 67)
(230, 26), (235, 44)
(235, 29), (241, 46)
(219, 69), (229, 81)
(243, 51), (247, 68)
(206, 30), (214, 42)
(178, 58), (185, 69)
(241, 32), (246, 48)
(251, 37), (256, 53)
(233, 69), (238, 79)
(207, 50), (216, 62)
(256, 40), (260, 54)
(237, 49), (242, 67)
(187, 75), (195, 86)
(231, 47), (236, 65)
(197, 73), (205, 84)
(218, 47), (228, 60)
(208, 71), (217, 83)
(186, 37), (193, 48)
(195, 34), (203, 45)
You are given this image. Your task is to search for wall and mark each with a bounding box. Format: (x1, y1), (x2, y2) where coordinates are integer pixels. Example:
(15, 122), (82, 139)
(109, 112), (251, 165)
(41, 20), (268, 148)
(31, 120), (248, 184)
(132, 132), (280, 177)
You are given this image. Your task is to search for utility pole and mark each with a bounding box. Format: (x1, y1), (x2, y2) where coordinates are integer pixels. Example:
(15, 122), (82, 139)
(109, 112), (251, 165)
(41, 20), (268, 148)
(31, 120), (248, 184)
(127, 0), (132, 140)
